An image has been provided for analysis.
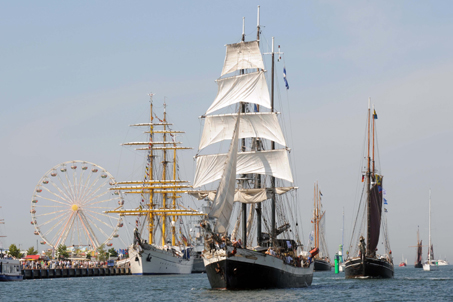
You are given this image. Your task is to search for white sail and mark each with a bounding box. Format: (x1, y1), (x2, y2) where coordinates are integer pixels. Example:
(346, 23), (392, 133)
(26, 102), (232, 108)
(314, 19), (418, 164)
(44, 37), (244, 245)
(199, 112), (286, 150)
(206, 71), (271, 115)
(208, 111), (241, 233)
(193, 149), (293, 188)
(221, 41), (264, 77)
(188, 187), (296, 203)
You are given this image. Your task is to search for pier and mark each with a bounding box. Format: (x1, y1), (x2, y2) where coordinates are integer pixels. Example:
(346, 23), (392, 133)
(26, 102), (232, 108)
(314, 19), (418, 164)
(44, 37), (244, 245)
(22, 267), (131, 279)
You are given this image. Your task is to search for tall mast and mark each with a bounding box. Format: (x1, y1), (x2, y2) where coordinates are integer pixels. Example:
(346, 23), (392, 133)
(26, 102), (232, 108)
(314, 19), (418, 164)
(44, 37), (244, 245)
(241, 16), (247, 248)
(148, 93), (155, 245)
(372, 104), (376, 177)
(161, 101), (168, 246)
(428, 189), (431, 261)
(171, 118), (177, 246)
(256, 5), (262, 247)
(366, 97), (372, 256)
(271, 36), (276, 247)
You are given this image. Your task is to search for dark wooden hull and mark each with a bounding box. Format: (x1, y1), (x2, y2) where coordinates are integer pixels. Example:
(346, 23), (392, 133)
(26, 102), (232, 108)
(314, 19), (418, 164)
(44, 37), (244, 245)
(314, 259), (332, 271)
(414, 262), (423, 268)
(204, 252), (313, 289)
(344, 257), (394, 279)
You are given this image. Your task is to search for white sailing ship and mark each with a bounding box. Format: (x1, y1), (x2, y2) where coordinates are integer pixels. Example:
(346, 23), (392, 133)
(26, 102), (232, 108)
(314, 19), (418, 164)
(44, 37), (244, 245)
(423, 190), (438, 271)
(107, 98), (204, 275)
(189, 7), (313, 289)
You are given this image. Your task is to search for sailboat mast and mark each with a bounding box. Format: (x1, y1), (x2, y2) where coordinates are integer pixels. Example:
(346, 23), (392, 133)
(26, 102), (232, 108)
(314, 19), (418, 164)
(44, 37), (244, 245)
(366, 97), (372, 256)
(256, 5), (262, 247)
(271, 36), (276, 247)
(240, 17), (248, 248)
(161, 102), (168, 246)
(148, 94), (155, 245)
(171, 127), (177, 246)
(372, 104), (375, 176)
(428, 189), (431, 261)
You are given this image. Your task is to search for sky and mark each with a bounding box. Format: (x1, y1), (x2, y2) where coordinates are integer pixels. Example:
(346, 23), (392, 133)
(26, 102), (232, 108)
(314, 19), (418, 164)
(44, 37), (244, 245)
(1, 1), (452, 262)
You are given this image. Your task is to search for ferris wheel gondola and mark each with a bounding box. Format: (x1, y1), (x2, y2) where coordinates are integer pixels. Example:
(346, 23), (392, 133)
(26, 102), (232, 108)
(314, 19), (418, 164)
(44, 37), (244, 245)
(30, 160), (124, 251)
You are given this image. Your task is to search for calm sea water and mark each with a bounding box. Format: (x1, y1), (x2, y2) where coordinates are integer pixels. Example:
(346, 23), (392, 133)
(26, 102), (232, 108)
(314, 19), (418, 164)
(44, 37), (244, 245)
(1, 266), (452, 301)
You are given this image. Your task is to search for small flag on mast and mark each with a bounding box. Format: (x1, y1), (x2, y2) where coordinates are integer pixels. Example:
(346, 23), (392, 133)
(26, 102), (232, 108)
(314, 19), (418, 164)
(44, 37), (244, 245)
(373, 109), (378, 119)
(283, 67), (289, 90)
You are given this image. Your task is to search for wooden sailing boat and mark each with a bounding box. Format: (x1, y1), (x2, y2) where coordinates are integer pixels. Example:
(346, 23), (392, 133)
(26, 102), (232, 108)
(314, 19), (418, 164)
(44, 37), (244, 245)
(414, 226), (423, 268)
(190, 7), (313, 289)
(312, 182), (331, 271)
(106, 96), (204, 275)
(344, 99), (394, 279)
(423, 190), (438, 271)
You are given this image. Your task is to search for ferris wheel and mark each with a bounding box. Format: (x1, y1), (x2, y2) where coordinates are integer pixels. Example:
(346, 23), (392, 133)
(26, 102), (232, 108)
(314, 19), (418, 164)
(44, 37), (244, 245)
(30, 160), (124, 251)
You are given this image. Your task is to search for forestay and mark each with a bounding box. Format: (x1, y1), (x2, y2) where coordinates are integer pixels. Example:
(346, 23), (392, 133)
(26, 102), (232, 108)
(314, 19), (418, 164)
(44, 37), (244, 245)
(193, 149), (293, 188)
(199, 112), (286, 150)
(206, 71), (270, 115)
(221, 41), (264, 77)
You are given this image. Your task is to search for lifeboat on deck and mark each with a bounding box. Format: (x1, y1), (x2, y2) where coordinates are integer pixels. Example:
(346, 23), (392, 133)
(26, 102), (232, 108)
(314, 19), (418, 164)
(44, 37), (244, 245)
(309, 247), (319, 258)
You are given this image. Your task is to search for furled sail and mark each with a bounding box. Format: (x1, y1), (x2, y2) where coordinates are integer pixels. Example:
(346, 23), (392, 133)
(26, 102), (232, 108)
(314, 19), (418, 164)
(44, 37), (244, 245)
(208, 111), (241, 233)
(193, 149), (293, 188)
(206, 71), (270, 115)
(188, 187), (296, 204)
(199, 112), (286, 150)
(368, 177), (384, 256)
(221, 41), (264, 77)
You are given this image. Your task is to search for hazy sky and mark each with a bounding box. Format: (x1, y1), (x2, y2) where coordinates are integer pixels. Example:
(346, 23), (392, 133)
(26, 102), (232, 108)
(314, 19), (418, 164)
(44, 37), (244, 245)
(1, 1), (452, 262)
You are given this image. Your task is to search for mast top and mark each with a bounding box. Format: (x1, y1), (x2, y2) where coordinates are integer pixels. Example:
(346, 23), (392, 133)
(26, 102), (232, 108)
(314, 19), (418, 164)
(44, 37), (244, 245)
(257, 5), (260, 27)
(242, 17), (245, 41)
(368, 97), (371, 109)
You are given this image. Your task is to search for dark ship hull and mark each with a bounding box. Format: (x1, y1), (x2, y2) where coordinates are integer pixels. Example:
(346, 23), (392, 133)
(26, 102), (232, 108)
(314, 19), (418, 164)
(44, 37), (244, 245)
(344, 257), (394, 279)
(204, 248), (313, 289)
(314, 258), (332, 271)
(414, 262), (423, 268)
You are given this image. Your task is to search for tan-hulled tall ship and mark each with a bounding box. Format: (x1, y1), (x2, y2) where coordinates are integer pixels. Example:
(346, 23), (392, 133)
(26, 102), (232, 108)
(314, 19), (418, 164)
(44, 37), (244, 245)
(107, 96), (205, 275)
(311, 182), (331, 271)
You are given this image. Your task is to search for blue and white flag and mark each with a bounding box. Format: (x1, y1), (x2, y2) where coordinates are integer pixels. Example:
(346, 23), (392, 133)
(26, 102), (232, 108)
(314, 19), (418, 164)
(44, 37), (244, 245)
(283, 67), (289, 90)
(309, 231), (314, 242)
(384, 198), (388, 205)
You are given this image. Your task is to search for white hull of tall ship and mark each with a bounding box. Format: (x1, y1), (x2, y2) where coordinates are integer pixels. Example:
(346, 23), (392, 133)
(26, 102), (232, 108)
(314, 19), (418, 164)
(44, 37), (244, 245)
(129, 244), (194, 275)
(203, 247), (313, 289)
